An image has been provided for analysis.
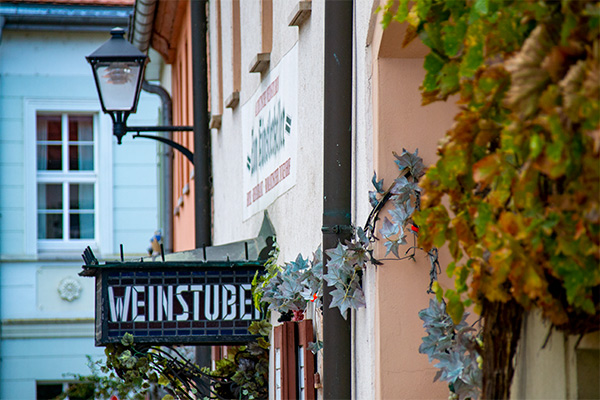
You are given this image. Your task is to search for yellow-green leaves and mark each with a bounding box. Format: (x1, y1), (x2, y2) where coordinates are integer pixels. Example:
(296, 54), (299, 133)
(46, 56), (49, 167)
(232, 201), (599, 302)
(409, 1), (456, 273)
(384, 0), (600, 334)
(120, 332), (134, 346)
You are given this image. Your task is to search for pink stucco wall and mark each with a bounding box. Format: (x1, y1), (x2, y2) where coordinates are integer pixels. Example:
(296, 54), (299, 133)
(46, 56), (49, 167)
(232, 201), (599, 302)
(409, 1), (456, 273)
(171, 1), (196, 252)
(372, 18), (459, 399)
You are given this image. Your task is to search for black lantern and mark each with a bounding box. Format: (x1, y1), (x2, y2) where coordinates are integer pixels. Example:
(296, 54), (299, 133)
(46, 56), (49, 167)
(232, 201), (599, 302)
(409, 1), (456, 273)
(86, 28), (194, 161)
(87, 28), (147, 144)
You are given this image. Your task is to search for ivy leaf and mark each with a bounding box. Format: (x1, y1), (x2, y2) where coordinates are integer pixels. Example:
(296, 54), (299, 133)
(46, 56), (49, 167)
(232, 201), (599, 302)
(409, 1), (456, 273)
(369, 191), (379, 208)
(393, 148), (426, 178)
(472, 153), (501, 188)
(289, 253), (309, 272)
(329, 287), (352, 319)
(349, 282), (367, 309)
(323, 259), (352, 288)
(380, 216), (399, 239)
(384, 238), (401, 258)
(307, 340), (324, 354)
(325, 242), (348, 269)
(372, 171), (385, 193)
(356, 227), (370, 247)
(434, 351), (465, 383)
(391, 177), (421, 205)
(474, 202), (492, 239)
(446, 291), (466, 324)
(248, 320), (272, 337)
(389, 201), (416, 227)
(439, 61), (460, 98)
(460, 39), (483, 78)
(121, 332), (134, 346)
(504, 25), (553, 117)
(473, 0), (489, 16)
(423, 52), (446, 92)
(442, 18), (467, 57)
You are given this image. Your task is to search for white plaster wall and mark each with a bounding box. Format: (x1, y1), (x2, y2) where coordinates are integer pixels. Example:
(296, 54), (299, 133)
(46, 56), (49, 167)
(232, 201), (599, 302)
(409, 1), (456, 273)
(509, 311), (600, 400)
(269, 1), (300, 72)
(239, 0), (262, 105)
(210, 5), (324, 399)
(219, 0), (234, 107)
(511, 311), (568, 399)
(210, 0), (324, 262)
(352, 1), (379, 398)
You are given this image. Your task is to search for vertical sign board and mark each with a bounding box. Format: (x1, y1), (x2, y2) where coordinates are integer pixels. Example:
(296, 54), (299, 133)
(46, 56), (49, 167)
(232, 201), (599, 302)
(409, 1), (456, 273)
(242, 45), (298, 220)
(82, 261), (264, 345)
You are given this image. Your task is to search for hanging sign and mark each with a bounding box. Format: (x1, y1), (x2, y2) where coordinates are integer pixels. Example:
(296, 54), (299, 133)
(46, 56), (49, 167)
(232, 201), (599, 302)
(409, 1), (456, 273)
(80, 261), (264, 346)
(242, 45), (298, 220)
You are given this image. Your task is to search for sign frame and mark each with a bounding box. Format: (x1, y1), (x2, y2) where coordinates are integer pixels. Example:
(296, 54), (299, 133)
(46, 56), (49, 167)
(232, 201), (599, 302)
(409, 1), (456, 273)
(80, 260), (265, 346)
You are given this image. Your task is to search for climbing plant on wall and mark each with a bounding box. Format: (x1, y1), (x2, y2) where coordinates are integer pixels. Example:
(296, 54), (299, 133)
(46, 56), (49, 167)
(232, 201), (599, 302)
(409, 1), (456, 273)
(380, 0), (600, 398)
(95, 321), (271, 400)
(257, 148), (483, 398)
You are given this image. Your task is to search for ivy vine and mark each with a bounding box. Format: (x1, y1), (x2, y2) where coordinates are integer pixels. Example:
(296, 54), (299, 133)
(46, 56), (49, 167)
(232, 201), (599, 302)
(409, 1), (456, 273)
(98, 320), (271, 400)
(255, 147), (482, 397)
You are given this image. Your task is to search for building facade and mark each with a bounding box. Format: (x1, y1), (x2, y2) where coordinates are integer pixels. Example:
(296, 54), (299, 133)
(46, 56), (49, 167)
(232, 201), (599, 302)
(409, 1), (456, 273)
(0, 1), (164, 398)
(23, 0), (594, 399)
(150, 1), (598, 399)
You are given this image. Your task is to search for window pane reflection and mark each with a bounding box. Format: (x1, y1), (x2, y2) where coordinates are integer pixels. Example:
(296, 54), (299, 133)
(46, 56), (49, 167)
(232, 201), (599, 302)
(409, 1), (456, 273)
(69, 144), (93, 171)
(37, 115), (61, 141)
(69, 116), (93, 141)
(37, 144), (62, 171)
(38, 213), (63, 239)
(70, 213), (94, 239)
(38, 183), (63, 210)
(69, 184), (94, 210)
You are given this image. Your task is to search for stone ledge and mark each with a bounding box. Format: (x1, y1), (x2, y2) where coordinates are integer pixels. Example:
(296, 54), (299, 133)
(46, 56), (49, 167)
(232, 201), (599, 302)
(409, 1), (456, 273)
(249, 52), (270, 74)
(225, 91), (240, 109)
(288, 1), (311, 27)
(1, 318), (95, 339)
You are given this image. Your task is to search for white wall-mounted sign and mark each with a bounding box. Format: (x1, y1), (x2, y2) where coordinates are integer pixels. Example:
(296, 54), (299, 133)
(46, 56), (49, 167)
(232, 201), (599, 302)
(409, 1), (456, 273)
(242, 45), (298, 220)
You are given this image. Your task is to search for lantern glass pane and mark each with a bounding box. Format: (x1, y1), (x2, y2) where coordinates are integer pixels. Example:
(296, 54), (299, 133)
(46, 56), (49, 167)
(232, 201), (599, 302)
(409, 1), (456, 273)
(94, 62), (141, 111)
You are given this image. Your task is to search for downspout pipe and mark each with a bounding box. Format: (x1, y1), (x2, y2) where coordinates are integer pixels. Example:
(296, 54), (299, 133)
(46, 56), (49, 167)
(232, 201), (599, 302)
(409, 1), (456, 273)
(191, 0), (211, 249)
(322, 0), (353, 399)
(141, 80), (174, 254)
(191, 0), (212, 370)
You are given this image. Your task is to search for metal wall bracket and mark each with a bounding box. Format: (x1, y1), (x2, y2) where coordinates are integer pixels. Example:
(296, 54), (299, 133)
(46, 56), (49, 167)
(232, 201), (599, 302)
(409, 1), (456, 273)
(321, 225), (353, 235)
(131, 132), (195, 163)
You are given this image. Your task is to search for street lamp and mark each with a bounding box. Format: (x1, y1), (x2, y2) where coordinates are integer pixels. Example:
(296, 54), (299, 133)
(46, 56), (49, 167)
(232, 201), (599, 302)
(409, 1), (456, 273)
(87, 28), (194, 162)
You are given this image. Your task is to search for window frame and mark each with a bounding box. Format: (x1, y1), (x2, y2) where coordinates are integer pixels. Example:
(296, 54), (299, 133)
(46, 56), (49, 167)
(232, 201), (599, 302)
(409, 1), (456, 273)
(24, 99), (113, 256)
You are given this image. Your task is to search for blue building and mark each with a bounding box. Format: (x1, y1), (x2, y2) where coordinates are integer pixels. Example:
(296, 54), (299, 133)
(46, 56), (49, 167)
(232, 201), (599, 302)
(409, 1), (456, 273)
(0, 0), (163, 397)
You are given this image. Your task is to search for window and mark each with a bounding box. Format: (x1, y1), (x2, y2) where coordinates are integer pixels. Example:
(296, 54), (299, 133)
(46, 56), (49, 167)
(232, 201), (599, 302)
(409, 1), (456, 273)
(37, 114), (96, 243)
(36, 381), (94, 400)
(25, 99), (113, 256)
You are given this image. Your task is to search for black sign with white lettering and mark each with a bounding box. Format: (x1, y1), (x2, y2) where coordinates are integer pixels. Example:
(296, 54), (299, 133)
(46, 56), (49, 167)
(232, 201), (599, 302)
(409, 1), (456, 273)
(84, 261), (264, 345)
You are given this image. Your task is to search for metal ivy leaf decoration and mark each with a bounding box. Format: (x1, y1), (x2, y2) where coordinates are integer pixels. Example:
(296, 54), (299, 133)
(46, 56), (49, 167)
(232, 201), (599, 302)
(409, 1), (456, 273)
(419, 298), (482, 400)
(322, 149), (425, 318)
(324, 240), (367, 319)
(260, 247), (323, 314)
